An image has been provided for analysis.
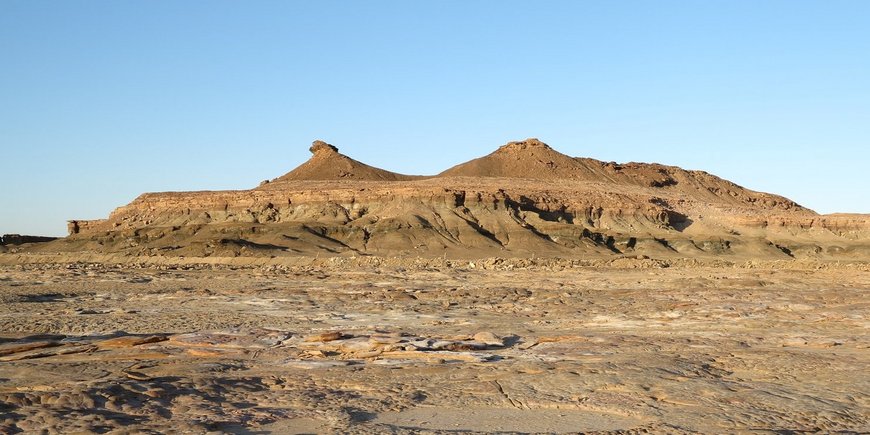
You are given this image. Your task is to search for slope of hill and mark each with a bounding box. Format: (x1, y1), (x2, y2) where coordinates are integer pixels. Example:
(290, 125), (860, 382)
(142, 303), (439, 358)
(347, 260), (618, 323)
(17, 139), (868, 262)
(268, 140), (417, 182)
(439, 138), (804, 212)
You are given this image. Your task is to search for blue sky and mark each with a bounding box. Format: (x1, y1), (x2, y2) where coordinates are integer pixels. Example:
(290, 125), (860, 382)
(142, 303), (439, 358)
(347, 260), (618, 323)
(2, 1), (868, 236)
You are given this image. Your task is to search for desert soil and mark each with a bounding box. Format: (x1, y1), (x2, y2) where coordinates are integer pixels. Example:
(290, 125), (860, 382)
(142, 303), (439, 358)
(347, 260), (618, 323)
(0, 259), (867, 434)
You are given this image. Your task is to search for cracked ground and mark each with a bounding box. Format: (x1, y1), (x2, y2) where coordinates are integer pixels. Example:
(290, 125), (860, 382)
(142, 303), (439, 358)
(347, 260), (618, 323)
(0, 260), (867, 433)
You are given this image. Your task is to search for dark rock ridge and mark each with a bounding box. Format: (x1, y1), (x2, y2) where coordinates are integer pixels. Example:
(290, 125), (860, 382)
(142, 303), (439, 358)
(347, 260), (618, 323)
(1, 234), (58, 245)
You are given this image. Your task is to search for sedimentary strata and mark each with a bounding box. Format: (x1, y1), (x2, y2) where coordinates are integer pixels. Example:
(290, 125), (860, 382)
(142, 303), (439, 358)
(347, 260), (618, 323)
(34, 139), (867, 261)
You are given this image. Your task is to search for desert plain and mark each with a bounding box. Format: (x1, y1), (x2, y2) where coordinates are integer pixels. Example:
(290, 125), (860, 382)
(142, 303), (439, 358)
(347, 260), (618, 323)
(0, 258), (867, 433)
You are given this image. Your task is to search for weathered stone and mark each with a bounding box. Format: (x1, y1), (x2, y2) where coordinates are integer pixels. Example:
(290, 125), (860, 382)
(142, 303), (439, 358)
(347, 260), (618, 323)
(472, 331), (504, 347)
(303, 331), (346, 342)
(97, 335), (168, 349)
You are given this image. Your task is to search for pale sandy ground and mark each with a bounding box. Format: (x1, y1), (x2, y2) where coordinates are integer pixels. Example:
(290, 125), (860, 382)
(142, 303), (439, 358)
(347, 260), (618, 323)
(0, 260), (868, 433)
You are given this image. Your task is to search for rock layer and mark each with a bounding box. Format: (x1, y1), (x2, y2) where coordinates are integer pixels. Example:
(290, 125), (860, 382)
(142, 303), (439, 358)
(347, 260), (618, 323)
(39, 139), (870, 260)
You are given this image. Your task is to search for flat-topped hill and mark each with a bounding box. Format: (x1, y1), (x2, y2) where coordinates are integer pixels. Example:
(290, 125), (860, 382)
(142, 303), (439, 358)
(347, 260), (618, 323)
(18, 138), (867, 261)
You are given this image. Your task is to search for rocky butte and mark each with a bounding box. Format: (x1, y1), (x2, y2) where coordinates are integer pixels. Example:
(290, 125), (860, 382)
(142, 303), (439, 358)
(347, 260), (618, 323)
(32, 138), (868, 261)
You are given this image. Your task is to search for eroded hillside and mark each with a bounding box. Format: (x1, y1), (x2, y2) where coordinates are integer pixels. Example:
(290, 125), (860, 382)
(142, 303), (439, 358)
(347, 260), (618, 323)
(22, 139), (868, 261)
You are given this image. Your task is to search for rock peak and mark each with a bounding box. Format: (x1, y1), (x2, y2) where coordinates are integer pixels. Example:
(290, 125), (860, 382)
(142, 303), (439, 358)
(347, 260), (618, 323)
(310, 140), (339, 155)
(497, 138), (552, 152)
(270, 139), (415, 182)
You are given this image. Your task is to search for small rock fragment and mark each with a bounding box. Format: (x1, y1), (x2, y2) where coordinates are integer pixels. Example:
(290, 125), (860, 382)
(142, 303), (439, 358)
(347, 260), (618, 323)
(303, 331), (346, 342)
(123, 370), (151, 381)
(473, 331), (504, 347)
(97, 335), (168, 349)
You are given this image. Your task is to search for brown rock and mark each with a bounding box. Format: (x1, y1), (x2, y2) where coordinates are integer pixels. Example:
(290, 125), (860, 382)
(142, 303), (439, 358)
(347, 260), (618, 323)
(472, 332), (504, 347)
(0, 341), (61, 356)
(97, 335), (168, 349)
(309, 140), (339, 154)
(303, 331), (346, 342)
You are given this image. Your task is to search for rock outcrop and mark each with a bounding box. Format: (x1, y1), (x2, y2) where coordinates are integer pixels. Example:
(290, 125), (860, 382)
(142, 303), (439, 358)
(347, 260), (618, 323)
(0, 234), (58, 245)
(38, 139), (869, 261)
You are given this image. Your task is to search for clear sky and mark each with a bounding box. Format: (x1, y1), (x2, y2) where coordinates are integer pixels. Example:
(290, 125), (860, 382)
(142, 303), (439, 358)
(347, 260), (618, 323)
(2, 1), (868, 236)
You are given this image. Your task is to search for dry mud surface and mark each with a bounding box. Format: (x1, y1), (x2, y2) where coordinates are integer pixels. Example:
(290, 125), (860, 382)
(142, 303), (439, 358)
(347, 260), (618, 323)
(0, 260), (868, 434)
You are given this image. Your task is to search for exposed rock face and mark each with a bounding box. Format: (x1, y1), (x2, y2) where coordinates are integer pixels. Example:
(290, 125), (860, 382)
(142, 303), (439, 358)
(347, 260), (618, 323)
(309, 140), (338, 154)
(67, 220), (107, 235)
(45, 139), (869, 260)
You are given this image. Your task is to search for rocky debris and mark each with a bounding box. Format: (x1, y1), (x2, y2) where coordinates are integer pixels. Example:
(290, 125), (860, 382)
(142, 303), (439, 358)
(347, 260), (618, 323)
(167, 329), (291, 349)
(0, 329), (506, 365)
(0, 334), (170, 361)
(295, 330), (504, 363)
